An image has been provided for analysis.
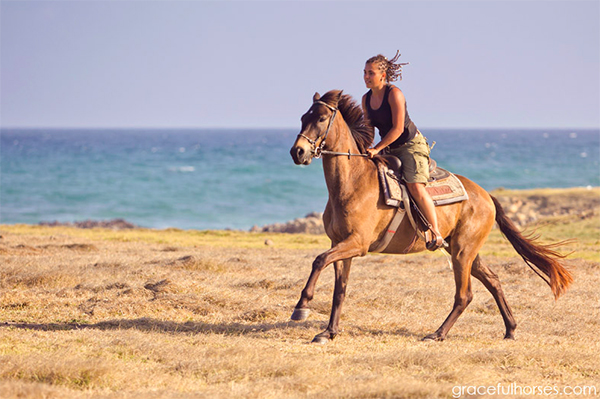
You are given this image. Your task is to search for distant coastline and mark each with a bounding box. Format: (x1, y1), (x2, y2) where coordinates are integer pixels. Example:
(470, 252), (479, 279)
(2, 128), (598, 230)
(20, 187), (598, 235)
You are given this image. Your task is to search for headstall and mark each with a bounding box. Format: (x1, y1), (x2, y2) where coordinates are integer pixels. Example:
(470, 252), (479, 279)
(296, 101), (338, 159)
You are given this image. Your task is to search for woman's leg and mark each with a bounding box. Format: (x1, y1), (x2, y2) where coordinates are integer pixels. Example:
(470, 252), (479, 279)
(394, 133), (444, 250)
(406, 182), (444, 250)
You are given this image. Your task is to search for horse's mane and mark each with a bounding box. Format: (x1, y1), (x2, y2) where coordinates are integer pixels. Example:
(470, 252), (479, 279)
(320, 91), (374, 153)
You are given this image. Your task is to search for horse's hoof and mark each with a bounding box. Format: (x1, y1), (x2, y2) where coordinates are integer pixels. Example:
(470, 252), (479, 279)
(504, 334), (516, 340)
(311, 335), (329, 344)
(290, 308), (310, 321)
(422, 333), (444, 342)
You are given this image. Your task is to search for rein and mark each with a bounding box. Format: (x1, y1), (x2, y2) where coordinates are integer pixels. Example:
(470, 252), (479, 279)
(320, 149), (368, 159)
(297, 101), (368, 159)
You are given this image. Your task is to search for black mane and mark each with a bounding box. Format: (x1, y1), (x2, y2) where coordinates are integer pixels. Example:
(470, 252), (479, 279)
(320, 91), (374, 153)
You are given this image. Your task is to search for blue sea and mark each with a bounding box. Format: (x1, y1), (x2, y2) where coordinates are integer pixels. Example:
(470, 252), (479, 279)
(1, 128), (598, 230)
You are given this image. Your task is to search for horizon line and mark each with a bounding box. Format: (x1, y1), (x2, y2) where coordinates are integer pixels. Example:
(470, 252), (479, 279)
(2, 126), (599, 131)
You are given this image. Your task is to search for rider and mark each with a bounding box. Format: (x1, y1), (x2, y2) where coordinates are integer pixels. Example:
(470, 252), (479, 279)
(362, 51), (444, 251)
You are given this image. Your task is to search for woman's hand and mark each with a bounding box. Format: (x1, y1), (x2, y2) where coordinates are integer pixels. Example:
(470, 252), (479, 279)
(366, 147), (380, 158)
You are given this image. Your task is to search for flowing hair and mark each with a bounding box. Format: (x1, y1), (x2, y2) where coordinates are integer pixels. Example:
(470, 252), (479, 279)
(366, 50), (409, 82)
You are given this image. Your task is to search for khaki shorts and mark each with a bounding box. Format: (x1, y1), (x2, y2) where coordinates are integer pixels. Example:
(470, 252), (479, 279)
(389, 131), (430, 184)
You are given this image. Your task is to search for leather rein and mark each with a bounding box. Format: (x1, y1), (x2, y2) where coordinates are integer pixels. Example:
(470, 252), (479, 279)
(297, 101), (368, 159)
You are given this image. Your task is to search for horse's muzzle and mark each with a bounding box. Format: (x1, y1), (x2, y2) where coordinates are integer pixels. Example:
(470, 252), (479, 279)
(290, 143), (313, 165)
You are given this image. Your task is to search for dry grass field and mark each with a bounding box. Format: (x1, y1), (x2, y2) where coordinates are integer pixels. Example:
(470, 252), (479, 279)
(0, 188), (599, 398)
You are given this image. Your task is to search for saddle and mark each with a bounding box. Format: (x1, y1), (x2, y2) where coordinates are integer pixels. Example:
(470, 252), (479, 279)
(371, 155), (468, 253)
(378, 155), (468, 207)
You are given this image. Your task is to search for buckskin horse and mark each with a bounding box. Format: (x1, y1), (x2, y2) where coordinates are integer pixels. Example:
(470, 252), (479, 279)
(289, 90), (573, 343)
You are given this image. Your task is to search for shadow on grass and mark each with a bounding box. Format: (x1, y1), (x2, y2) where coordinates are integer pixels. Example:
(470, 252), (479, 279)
(354, 326), (424, 339)
(0, 318), (324, 336)
(0, 319), (425, 340)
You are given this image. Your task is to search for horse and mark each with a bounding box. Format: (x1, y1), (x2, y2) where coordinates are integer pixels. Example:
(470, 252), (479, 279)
(289, 90), (573, 343)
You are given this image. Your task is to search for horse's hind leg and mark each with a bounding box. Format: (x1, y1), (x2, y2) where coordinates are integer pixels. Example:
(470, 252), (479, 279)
(470, 255), (517, 339)
(423, 238), (478, 341)
(312, 258), (352, 344)
(423, 255), (474, 341)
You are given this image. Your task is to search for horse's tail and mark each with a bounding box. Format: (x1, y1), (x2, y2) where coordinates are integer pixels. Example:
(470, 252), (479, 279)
(491, 195), (573, 299)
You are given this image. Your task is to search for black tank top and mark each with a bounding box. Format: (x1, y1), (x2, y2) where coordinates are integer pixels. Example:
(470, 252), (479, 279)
(366, 85), (418, 148)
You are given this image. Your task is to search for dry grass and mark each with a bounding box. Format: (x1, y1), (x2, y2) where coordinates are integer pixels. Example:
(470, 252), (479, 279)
(0, 204), (598, 398)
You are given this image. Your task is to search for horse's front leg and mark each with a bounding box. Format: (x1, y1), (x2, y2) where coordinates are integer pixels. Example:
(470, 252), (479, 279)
(312, 258), (352, 344)
(291, 237), (366, 323)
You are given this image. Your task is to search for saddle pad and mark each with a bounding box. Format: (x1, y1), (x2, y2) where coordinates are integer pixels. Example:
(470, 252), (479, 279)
(378, 163), (469, 207)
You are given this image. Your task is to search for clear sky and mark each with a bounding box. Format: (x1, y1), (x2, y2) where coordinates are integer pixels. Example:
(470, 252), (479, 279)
(1, 0), (599, 129)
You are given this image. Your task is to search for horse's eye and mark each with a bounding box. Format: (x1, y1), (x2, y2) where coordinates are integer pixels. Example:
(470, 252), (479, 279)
(319, 116), (327, 122)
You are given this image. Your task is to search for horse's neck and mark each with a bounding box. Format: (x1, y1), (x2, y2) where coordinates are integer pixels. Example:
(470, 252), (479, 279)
(322, 124), (373, 202)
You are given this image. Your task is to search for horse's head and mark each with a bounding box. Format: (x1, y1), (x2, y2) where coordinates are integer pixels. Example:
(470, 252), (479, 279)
(290, 90), (343, 165)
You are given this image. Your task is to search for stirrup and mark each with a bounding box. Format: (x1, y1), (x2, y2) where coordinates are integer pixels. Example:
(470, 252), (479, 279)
(426, 231), (446, 251)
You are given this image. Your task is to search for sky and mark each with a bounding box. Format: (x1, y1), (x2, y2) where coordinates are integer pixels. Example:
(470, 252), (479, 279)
(1, 0), (599, 129)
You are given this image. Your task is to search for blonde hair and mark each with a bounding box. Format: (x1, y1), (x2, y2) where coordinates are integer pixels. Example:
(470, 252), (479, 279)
(366, 50), (409, 82)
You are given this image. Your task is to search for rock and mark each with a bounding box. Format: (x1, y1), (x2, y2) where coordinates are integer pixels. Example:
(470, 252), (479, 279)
(305, 212), (323, 218)
(144, 279), (173, 293)
(39, 219), (138, 230)
(265, 239), (274, 246)
(492, 189), (600, 227)
(254, 212), (325, 234)
(143, 279), (177, 300)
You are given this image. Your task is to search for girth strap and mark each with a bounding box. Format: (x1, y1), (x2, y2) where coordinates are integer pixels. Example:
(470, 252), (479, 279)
(370, 207), (406, 253)
(370, 184), (410, 253)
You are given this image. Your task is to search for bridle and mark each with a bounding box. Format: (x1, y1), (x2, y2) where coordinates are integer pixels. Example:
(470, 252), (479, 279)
(297, 101), (338, 159)
(297, 101), (367, 159)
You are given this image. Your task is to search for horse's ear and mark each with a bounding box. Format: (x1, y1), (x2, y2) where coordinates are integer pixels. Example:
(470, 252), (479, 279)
(336, 90), (344, 104)
(332, 90), (343, 106)
(313, 92), (321, 102)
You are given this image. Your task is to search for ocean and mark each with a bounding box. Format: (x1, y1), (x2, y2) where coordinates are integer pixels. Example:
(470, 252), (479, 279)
(1, 128), (598, 230)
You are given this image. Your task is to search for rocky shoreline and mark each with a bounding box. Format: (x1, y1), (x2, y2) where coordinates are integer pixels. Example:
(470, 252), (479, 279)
(250, 212), (325, 234)
(39, 219), (139, 230)
(37, 188), (599, 234)
(254, 188), (600, 234)
(493, 189), (599, 227)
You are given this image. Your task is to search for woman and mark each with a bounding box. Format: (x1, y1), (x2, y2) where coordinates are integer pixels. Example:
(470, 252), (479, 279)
(362, 51), (444, 250)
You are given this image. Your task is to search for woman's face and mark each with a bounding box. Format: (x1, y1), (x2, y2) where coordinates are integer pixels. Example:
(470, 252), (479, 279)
(364, 62), (385, 89)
